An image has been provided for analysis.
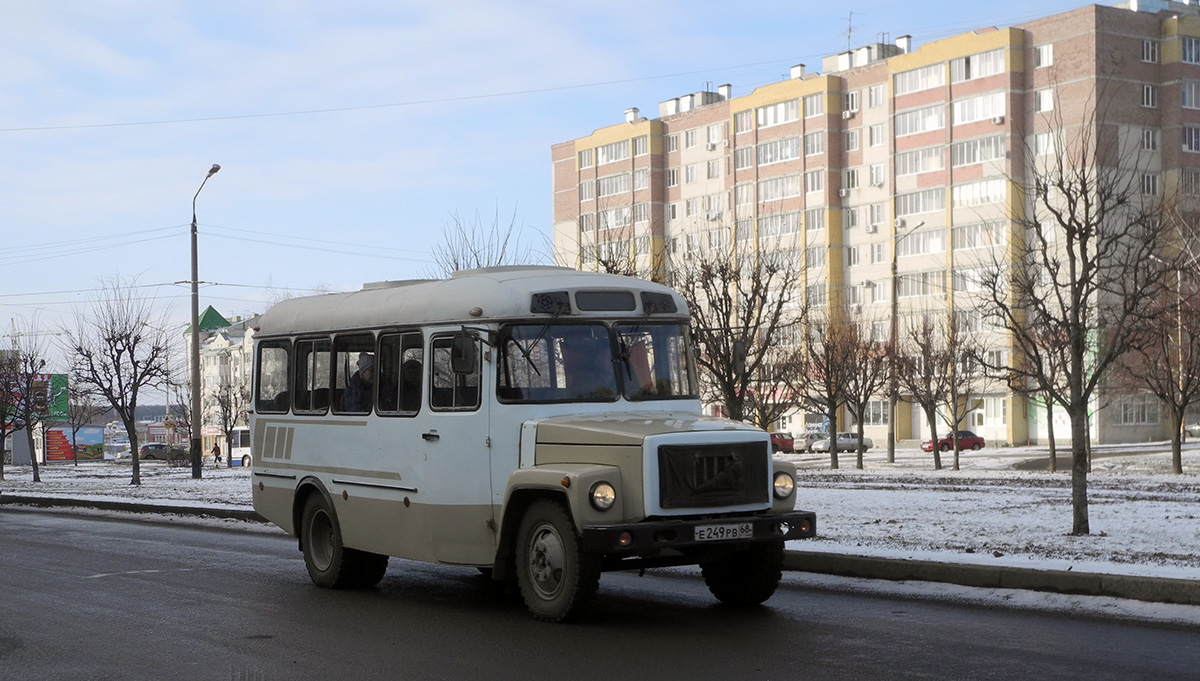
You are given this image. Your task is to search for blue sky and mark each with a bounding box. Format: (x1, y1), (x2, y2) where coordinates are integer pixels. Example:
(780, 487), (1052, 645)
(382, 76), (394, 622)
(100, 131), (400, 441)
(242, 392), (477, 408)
(1, 0), (1094, 348)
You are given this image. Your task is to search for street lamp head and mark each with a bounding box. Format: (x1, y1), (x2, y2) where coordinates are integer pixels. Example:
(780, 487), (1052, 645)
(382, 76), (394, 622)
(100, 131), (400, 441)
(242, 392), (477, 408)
(207, 164), (221, 177)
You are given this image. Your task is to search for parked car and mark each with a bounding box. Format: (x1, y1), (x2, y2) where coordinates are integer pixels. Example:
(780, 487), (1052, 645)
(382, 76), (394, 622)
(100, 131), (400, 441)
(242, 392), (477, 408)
(770, 432), (795, 453)
(798, 432), (826, 452)
(811, 432), (874, 453)
(921, 430), (986, 452)
(1187, 422), (1200, 438)
(138, 443), (187, 461)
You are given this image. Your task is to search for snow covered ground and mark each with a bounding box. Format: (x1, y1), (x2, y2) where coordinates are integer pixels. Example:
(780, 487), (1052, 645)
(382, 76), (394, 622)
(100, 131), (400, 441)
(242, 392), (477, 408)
(3, 443), (1199, 627)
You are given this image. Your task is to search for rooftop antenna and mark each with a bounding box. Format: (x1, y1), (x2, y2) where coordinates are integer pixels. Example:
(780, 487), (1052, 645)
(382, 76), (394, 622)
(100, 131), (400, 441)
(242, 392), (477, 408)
(844, 11), (856, 52)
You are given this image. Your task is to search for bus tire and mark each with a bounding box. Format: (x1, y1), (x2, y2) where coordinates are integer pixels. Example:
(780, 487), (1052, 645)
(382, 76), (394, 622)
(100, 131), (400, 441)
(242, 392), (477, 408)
(300, 495), (388, 589)
(241, 455), (252, 468)
(700, 541), (784, 606)
(514, 499), (600, 623)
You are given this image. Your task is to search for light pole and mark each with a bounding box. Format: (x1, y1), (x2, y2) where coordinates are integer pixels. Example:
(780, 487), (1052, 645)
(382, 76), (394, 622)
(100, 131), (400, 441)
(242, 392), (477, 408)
(190, 164), (220, 479)
(887, 219), (924, 463)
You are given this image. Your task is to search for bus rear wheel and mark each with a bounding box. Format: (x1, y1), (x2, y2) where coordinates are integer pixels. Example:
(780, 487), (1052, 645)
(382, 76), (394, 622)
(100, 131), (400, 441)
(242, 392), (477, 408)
(515, 499), (600, 622)
(300, 495), (388, 589)
(700, 541), (784, 606)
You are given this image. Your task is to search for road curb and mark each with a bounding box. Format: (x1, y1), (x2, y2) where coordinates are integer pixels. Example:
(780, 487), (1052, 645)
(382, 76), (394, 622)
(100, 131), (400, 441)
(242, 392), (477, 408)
(784, 550), (1200, 607)
(4, 493), (1196, 607)
(0, 493), (265, 523)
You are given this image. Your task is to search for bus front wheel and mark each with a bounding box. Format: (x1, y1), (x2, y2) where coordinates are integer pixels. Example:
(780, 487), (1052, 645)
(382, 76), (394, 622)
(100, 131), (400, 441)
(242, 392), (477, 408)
(514, 499), (600, 622)
(300, 495), (388, 589)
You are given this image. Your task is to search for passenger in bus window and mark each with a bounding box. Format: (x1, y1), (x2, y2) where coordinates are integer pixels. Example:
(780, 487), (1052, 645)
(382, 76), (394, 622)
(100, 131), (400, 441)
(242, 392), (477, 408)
(400, 359), (422, 411)
(342, 353), (375, 412)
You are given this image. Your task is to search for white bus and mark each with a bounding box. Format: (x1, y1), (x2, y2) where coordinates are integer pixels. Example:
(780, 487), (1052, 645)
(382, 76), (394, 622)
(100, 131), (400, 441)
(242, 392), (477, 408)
(228, 427), (252, 467)
(249, 266), (815, 622)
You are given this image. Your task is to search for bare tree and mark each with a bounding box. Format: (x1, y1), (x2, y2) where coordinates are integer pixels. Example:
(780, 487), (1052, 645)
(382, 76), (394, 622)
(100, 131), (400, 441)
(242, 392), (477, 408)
(842, 310), (890, 470)
(794, 314), (856, 469)
(429, 204), (547, 277)
(0, 349), (20, 480)
(10, 320), (61, 483)
(896, 315), (954, 471)
(66, 381), (107, 466)
(670, 243), (805, 426)
(211, 376), (250, 468)
(939, 311), (990, 471)
(977, 89), (1174, 534)
(63, 277), (172, 486)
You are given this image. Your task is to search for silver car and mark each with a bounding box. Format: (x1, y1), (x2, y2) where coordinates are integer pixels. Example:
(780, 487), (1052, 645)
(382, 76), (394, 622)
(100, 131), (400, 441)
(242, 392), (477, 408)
(811, 432), (874, 453)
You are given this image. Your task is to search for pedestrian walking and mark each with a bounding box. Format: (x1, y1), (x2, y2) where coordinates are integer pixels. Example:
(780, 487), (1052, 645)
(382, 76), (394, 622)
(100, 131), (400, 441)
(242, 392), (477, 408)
(212, 442), (222, 466)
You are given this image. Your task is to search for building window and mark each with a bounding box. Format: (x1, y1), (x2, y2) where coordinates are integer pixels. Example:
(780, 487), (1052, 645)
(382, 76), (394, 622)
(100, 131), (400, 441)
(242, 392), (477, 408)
(896, 229), (946, 257)
(757, 99), (800, 128)
(758, 137), (800, 166)
(844, 90), (860, 113)
(894, 63), (945, 95)
(871, 242), (885, 264)
(633, 203), (650, 225)
(632, 136), (648, 156)
(952, 178), (1006, 208)
(1034, 89), (1054, 113)
(1142, 85), (1158, 109)
(1143, 39), (1159, 64)
(633, 168), (649, 190)
(759, 212), (801, 237)
(1142, 128), (1159, 152)
(666, 168), (678, 187)
(685, 164), (698, 184)
(1185, 126), (1200, 153)
(1184, 36), (1200, 65)
(1115, 394), (1160, 425)
(950, 49), (1005, 83)
(758, 175), (801, 202)
(869, 124), (886, 147)
(869, 164), (886, 187)
(846, 244), (860, 265)
(895, 188), (946, 216)
(951, 134), (1006, 167)
(597, 140), (630, 166)
(1034, 132), (1056, 157)
(803, 93), (824, 118)
(707, 160), (721, 180)
(734, 147), (754, 170)
(578, 181), (594, 201)
(843, 168), (860, 190)
(734, 111), (753, 134)
(578, 149), (594, 169)
(803, 131), (825, 157)
(666, 203), (679, 221)
(805, 208), (825, 232)
(805, 170), (824, 194)
(846, 208), (860, 230)
(1034, 44), (1054, 68)
(869, 203), (886, 226)
(868, 84), (886, 108)
(666, 135), (678, 153)
(1142, 173), (1159, 196)
(1184, 169), (1200, 196)
(707, 124), (724, 145)
(844, 129), (860, 152)
(953, 92), (1005, 124)
(895, 104), (946, 137)
(805, 245), (826, 269)
(597, 173), (631, 198)
(1184, 81), (1200, 110)
(953, 221), (1005, 250)
(895, 146), (944, 176)
(685, 129), (699, 148)
(734, 183), (754, 207)
(864, 399), (889, 425)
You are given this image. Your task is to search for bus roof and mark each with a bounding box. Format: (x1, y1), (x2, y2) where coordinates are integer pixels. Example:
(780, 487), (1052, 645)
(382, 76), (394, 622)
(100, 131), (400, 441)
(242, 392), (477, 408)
(254, 266), (690, 336)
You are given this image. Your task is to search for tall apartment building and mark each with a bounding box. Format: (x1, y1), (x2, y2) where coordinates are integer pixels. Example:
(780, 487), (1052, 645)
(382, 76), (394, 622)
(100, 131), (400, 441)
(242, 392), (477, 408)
(551, 0), (1200, 446)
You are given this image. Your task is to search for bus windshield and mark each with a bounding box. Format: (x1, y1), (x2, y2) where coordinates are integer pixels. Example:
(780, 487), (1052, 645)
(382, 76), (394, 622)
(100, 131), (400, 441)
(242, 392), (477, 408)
(497, 323), (696, 403)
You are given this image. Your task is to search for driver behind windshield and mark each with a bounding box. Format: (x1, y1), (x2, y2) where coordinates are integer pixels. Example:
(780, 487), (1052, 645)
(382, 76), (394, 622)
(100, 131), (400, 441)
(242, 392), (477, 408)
(560, 327), (618, 399)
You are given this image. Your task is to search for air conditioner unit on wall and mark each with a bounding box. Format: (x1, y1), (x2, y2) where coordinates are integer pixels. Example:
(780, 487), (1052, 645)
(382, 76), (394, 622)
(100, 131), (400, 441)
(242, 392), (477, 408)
(842, 110), (855, 119)
(850, 303), (863, 313)
(839, 188), (851, 197)
(865, 224), (879, 233)
(894, 218), (906, 228)
(992, 115), (1005, 125)
(705, 143), (717, 151)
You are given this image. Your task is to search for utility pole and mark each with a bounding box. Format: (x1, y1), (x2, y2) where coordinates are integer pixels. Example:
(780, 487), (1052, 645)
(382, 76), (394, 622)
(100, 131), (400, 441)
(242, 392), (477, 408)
(887, 219), (924, 463)
(190, 164), (220, 479)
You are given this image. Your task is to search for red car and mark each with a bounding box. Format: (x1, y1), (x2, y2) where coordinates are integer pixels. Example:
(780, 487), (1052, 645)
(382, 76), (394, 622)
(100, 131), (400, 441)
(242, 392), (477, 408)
(922, 430), (985, 452)
(770, 432), (795, 453)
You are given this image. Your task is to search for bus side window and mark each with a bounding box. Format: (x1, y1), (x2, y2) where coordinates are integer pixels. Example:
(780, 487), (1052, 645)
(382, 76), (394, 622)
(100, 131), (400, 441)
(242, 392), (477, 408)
(431, 336), (479, 411)
(294, 337), (331, 414)
(256, 341), (290, 413)
(379, 331), (423, 415)
(332, 332), (376, 414)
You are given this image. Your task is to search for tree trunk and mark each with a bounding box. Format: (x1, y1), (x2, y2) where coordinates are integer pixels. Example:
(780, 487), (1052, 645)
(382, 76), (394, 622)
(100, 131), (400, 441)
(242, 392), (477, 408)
(1069, 405), (1090, 535)
(125, 417), (142, 486)
(1171, 406), (1184, 475)
(25, 427), (42, 482)
(855, 421), (866, 470)
(827, 402), (839, 469)
(1046, 400), (1057, 473)
(926, 408), (941, 471)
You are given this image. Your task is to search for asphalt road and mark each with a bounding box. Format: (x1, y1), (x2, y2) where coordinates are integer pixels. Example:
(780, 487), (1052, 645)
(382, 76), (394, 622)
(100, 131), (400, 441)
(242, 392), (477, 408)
(2, 508), (1198, 681)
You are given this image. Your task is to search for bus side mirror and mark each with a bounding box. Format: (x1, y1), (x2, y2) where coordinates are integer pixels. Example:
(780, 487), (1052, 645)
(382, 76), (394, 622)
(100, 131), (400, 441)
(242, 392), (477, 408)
(451, 332), (476, 374)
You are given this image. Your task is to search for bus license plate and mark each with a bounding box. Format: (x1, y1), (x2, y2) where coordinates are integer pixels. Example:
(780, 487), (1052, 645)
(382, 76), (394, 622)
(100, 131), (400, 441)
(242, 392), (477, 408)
(694, 523), (754, 542)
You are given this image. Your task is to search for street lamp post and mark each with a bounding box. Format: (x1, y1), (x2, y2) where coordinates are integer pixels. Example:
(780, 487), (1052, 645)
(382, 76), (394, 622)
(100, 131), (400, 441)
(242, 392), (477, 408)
(887, 219), (924, 463)
(190, 164), (220, 479)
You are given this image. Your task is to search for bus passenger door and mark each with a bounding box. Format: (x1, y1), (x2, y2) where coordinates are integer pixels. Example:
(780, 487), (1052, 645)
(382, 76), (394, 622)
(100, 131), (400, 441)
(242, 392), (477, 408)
(415, 329), (495, 565)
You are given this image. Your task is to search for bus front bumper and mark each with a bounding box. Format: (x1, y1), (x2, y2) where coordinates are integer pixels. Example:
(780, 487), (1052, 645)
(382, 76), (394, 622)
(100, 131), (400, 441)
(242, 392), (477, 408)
(580, 510), (816, 554)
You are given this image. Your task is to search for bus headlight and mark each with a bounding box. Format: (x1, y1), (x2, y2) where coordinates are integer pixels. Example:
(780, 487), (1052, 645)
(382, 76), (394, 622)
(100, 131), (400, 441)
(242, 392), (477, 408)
(589, 481), (616, 511)
(772, 471), (795, 500)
